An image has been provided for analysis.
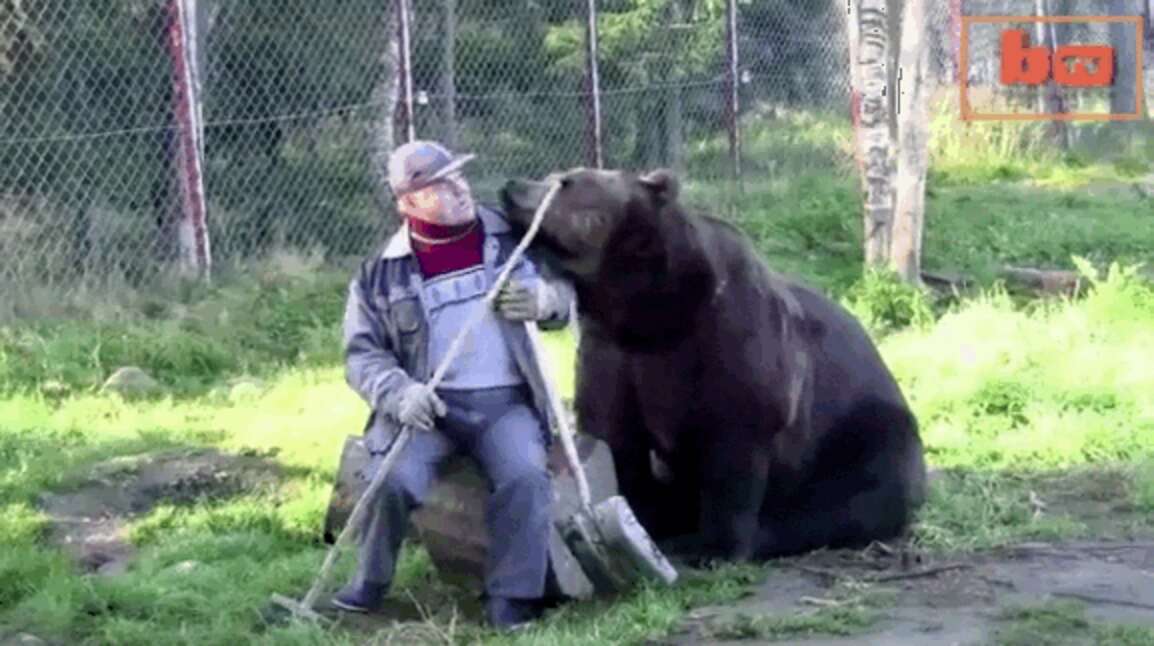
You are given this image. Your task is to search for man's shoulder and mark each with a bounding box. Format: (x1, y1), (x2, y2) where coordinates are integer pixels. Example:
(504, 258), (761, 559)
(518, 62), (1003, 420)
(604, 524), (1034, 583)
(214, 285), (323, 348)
(477, 202), (512, 227)
(351, 243), (408, 285)
(477, 201), (507, 216)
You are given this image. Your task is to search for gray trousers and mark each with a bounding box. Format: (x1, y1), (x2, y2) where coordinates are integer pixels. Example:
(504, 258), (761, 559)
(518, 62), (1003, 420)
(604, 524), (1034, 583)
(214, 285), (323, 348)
(350, 385), (553, 600)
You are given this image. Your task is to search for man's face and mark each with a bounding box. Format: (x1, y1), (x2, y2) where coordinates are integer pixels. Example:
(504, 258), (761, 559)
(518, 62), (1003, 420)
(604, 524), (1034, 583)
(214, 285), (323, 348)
(398, 171), (476, 226)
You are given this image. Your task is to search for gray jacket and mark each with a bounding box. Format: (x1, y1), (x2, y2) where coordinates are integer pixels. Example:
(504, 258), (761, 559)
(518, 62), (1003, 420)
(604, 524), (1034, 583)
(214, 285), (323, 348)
(341, 204), (576, 453)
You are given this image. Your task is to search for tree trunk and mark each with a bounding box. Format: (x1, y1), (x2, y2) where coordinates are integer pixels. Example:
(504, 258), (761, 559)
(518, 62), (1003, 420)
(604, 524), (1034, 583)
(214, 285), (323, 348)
(369, 1), (401, 227)
(1146, 1), (1154, 116)
(891, 0), (930, 285)
(1108, 0), (1141, 118)
(1037, 0), (1069, 148)
(440, 0), (457, 149)
(849, 0), (896, 269)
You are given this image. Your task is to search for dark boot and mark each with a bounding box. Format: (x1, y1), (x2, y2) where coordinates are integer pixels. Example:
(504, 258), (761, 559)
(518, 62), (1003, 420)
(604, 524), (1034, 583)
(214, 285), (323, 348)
(331, 581), (386, 613)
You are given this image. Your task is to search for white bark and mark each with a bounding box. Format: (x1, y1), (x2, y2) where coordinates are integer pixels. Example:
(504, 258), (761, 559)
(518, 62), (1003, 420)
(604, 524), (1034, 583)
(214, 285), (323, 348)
(892, 0), (930, 285)
(851, 0), (896, 268)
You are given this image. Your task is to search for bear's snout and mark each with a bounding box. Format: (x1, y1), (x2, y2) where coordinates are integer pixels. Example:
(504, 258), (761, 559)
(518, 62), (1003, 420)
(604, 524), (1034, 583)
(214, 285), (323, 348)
(500, 178), (551, 222)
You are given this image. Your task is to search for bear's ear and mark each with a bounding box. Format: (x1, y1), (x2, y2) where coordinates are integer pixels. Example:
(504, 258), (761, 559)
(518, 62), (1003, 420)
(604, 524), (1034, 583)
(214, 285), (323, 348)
(638, 168), (680, 206)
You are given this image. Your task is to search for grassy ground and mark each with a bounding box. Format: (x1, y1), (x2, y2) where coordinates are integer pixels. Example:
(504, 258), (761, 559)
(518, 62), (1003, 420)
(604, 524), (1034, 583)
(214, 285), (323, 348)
(2, 108), (1154, 644)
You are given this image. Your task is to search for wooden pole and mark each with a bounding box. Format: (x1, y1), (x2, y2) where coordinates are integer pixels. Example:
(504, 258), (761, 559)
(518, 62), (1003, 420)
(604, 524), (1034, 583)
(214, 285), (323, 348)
(583, 0), (603, 168)
(165, 0), (211, 280)
(441, 0), (457, 149)
(396, 0), (415, 143)
(724, 0), (741, 186)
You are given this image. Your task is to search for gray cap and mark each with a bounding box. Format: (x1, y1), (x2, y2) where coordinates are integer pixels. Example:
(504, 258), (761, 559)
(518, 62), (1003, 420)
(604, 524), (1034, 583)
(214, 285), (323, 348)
(387, 140), (476, 197)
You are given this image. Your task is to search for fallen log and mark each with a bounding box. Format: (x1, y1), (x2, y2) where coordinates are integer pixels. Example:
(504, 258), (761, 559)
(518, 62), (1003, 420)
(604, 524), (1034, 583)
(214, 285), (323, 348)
(922, 265), (1153, 297)
(920, 267), (1080, 296)
(998, 266), (1084, 296)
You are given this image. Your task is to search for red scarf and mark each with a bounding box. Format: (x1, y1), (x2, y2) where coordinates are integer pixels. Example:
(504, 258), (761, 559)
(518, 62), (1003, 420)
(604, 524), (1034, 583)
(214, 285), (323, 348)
(408, 217), (484, 279)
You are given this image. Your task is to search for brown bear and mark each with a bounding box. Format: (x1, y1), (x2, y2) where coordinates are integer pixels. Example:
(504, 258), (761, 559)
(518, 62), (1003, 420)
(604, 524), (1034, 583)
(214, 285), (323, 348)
(498, 167), (928, 565)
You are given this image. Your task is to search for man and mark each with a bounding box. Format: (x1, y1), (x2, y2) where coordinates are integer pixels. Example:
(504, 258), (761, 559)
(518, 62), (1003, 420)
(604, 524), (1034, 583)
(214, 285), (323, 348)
(334, 140), (575, 631)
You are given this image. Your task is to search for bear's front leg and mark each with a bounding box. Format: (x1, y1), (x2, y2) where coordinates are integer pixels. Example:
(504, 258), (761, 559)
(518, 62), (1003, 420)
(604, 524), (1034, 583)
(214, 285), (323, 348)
(693, 438), (770, 566)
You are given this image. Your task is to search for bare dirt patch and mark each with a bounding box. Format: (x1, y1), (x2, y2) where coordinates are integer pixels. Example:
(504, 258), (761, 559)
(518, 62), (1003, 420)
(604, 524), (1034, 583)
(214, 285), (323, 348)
(36, 447), (284, 576)
(656, 540), (1154, 645)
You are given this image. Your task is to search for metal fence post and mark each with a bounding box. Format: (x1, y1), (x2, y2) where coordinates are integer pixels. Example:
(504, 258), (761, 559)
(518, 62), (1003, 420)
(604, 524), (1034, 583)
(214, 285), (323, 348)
(165, 0), (211, 280)
(724, 0), (741, 188)
(441, 0), (458, 149)
(583, 0), (603, 169)
(397, 0), (415, 143)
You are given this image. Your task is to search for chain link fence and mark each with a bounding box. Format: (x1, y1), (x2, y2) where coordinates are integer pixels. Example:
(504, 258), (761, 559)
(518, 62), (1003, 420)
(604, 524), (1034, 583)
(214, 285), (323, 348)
(1, 0), (1146, 319)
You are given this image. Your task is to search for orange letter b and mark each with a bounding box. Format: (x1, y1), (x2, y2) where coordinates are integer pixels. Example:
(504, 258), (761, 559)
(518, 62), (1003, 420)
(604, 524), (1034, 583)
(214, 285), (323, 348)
(1000, 29), (1049, 85)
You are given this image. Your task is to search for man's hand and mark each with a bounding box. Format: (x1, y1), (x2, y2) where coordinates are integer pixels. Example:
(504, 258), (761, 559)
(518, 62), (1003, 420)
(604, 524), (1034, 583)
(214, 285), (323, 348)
(396, 383), (447, 431)
(494, 279), (545, 321)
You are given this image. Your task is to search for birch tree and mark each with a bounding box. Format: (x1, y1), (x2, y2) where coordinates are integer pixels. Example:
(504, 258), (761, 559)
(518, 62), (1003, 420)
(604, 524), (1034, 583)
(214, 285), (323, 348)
(891, 0), (930, 284)
(848, 0), (896, 269)
(847, 0), (935, 285)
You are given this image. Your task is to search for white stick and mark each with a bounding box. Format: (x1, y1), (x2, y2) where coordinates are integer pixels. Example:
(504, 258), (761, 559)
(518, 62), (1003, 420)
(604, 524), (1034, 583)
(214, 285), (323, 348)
(293, 180), (562, 616)
(522, 321), (592, 508)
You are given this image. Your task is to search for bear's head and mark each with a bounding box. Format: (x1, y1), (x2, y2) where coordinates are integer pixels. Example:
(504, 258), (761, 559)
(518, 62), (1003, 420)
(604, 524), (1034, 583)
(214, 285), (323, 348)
(500, 167), (684, 281)
(501, 167), (716, 349)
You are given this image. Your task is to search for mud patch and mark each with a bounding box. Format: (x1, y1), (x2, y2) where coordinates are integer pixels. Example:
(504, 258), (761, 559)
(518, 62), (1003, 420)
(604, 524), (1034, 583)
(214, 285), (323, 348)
(37, 447), (284, 576)
(660, 540), (1154, 645)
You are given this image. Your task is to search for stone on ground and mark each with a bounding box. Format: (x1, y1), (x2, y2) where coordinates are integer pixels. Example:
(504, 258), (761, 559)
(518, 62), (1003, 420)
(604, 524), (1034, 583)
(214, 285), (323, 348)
(101, 366), (162, 397)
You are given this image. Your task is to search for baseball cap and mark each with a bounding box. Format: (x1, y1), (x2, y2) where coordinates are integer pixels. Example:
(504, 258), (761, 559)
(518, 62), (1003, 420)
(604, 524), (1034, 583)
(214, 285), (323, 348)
(387, 140), (476, 197)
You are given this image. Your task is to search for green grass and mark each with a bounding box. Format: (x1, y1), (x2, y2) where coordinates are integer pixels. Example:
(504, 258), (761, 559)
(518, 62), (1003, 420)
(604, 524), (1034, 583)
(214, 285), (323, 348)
(992, 600), (1154, 646)
(2, 107), (1154, 643)
(702, 605), (881, 642)
(3, 227), (1152, 643)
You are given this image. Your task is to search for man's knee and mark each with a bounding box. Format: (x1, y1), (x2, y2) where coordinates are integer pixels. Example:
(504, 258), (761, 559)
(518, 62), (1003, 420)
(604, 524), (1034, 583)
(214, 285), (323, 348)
(378, 459), (431, 507)
(488, 451), (550, 495)
(479, 405), (550, 486)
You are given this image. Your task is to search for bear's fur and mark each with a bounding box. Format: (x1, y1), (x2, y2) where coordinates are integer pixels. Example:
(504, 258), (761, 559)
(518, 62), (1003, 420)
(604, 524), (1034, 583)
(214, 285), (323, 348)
(499, 168), (928, 564)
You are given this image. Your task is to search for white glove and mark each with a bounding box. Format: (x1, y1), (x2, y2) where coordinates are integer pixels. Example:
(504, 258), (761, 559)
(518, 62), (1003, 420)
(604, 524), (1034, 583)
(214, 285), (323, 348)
(396, 382), (447, 431)
(494, 279), (546, 321)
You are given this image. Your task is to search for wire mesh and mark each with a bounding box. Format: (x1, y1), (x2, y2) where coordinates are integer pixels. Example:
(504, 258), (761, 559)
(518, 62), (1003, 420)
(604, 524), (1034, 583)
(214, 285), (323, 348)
(2, 0), (1147, 316)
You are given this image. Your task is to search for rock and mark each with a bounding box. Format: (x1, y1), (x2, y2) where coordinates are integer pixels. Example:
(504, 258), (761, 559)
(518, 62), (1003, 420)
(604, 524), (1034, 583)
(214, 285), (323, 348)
(1, 634), (47, 646)
(96, 559), (130, 576)
(39, 380), (70, 398)
(168, 560), (201, 574)
(227, 377), (264, 403)
(321, 433), (619, 601)
(101, 367), (161, 398)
